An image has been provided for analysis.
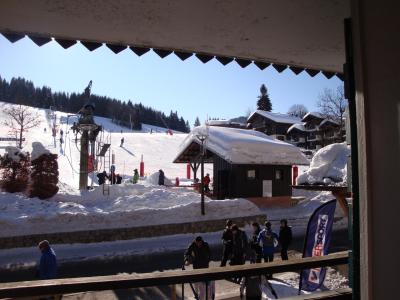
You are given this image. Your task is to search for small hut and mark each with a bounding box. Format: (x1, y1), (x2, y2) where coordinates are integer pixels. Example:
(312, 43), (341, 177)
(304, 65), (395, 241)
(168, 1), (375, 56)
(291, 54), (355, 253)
(174, 126), (309, 200)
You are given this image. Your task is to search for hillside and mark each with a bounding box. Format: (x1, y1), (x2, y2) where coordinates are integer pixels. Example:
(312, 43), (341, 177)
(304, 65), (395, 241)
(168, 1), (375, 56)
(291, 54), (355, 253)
(0, 101), (207, 190)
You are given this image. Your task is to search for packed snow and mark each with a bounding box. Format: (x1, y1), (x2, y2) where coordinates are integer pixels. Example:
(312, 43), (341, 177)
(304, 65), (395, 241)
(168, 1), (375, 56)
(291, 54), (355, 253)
(0, 102), (347, 244)
(297, 143), (350, 185)
(3, 146), (28, 162)
(0, 182), (262, 237)
(146, 171), (173, 186)
(30, 141), (51, 160)
(176, 125), (309, 165)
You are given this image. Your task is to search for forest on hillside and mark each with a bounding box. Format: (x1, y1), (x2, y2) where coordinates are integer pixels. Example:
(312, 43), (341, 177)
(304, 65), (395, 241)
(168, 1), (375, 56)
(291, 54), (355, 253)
(0, 76), (190, 132)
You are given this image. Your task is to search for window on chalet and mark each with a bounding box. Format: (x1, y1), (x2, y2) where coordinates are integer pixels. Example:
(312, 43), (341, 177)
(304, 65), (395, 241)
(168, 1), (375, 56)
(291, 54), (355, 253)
(247, 170), (256, 180)
(275, 169), (283, 180)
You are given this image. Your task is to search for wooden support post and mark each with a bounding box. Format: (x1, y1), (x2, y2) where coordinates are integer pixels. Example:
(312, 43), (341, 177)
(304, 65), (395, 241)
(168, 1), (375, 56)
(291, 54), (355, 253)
(170, 284), (176, 300)
(79, 131), (89, 190)
(332, 190), (350, 217)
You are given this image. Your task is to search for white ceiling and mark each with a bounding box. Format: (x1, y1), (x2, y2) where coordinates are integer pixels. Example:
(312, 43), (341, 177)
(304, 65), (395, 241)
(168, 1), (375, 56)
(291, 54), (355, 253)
(0, 0), (350, 73)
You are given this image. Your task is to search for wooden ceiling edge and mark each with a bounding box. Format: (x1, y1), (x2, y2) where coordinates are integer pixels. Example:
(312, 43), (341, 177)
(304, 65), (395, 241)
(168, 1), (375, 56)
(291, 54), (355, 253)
(0, 29), (343, 75)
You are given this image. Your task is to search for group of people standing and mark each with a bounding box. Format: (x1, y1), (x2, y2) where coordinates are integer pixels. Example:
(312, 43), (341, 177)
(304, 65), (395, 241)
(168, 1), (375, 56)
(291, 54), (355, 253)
(221, 219), (292, 267)
(183, 219), (293, 299)
(185, 219), (293, 272)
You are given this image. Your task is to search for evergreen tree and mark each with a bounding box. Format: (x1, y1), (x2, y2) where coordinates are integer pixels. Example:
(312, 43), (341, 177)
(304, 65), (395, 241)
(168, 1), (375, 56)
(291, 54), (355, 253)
(0, 147), (30, 193)
(194, 117), (201, 127)
(29, 142), (59, 199)
(256, 84), (272, 111)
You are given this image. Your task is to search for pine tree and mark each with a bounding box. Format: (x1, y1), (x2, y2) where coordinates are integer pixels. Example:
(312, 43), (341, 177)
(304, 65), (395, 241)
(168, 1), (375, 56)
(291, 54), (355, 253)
(194, 116), (201, 127)
(256, 84), (272, 111)
(0, 147), (30, 193)
(29, 143), (59, 199)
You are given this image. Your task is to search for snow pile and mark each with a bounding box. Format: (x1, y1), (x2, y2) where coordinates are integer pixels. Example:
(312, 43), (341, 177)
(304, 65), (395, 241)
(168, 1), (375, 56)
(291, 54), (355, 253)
(146, 171), (173, 186)
(176, 126), (309, 165)
(3, 147), (28, 162)
(31, 142), (51, 160)
(0, 183), (262, 237)
(297, 143), (350, 185)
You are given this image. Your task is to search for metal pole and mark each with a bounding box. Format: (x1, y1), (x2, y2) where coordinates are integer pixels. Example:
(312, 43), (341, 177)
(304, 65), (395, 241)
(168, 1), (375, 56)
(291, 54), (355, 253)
(79, 130), (89, 190)
(201, 141), (205, 215)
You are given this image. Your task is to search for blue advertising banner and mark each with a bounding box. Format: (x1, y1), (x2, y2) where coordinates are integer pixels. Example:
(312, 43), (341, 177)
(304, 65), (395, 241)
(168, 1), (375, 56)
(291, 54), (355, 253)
(299, 199), (337, 293)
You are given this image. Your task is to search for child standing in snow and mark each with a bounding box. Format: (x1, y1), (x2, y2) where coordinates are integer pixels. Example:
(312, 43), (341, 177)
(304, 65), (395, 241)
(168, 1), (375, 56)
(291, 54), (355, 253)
(132, 169), (139, 184)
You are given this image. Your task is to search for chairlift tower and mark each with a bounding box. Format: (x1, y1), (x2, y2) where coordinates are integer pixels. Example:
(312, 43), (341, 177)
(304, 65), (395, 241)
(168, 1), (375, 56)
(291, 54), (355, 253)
(76, 81), (100, 190)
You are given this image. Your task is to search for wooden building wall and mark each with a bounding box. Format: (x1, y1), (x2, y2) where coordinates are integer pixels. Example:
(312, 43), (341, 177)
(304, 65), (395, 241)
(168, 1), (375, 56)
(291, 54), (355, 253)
(212, 155), (292, 199)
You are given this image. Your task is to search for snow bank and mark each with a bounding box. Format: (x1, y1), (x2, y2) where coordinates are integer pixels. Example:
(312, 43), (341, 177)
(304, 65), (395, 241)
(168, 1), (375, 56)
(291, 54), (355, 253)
(31, 142), (51, 160)
(0, 183), (262, 237)
(176, 126), (309, 165)
(297, 143), (350, 185)
(3, 147), (28, 162)
(146, 171), (173, 186)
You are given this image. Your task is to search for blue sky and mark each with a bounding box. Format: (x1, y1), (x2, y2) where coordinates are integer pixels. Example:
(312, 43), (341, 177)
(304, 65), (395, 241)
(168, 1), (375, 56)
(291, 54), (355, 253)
(0, 35), (342, 126)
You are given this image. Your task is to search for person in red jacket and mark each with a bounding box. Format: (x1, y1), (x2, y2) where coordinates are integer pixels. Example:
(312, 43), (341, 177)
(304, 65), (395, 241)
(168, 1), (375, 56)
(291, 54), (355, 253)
(203, 173), (211, 192)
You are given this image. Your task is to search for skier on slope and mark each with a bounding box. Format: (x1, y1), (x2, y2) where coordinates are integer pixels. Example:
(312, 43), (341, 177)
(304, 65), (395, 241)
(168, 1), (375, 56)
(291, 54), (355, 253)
(132, 169), (139, 184)
(158, 169), (165, 185)
(120, 137), (124, 147)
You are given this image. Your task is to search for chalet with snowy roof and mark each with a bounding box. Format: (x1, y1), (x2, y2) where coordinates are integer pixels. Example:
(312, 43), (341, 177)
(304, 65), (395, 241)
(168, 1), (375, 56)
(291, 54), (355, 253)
(287, 112), (344, 150)
(174, 126), (309, 200)
(247, 110), (301, 142)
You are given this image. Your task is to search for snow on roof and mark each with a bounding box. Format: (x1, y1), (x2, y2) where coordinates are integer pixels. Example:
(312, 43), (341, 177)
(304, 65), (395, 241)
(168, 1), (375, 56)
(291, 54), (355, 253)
(287, 123), (307, 133)
(301, 111), (324, 121)
(175, 125), (309, 165)
(319, 118), (339, 127)
(207, 120), (230, 126)
(31, 142), (51, 160)
(248, 110), (301, 124)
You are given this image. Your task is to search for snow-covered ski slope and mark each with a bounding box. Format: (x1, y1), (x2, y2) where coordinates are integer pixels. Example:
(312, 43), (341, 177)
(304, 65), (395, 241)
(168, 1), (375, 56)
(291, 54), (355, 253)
(0, 101), (211, 190)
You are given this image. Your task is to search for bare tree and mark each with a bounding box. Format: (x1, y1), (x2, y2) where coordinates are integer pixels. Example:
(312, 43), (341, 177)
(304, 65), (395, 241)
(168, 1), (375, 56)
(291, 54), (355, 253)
(287, 104), (308, 118)
(3, 105), (41, 148)
(317, 86), (347, 128)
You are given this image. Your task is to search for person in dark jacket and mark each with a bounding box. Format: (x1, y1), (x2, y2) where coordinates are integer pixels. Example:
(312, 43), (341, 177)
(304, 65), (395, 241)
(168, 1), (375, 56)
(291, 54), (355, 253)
(38, 240), (57, 280)
(230, 224), (248, 266)
(220, 219), (233, 266)
(158, 169), (165, 185)
(97, 171), (108, 185)
(184, 236), (211, 269)
(116, 174), (122, 184)
(250, 222), (263, 263)
(279, 219), (292, 260)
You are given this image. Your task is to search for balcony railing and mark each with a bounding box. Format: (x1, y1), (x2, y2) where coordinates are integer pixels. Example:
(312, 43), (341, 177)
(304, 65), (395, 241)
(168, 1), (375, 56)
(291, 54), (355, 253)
(0, 251), (350, 299)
